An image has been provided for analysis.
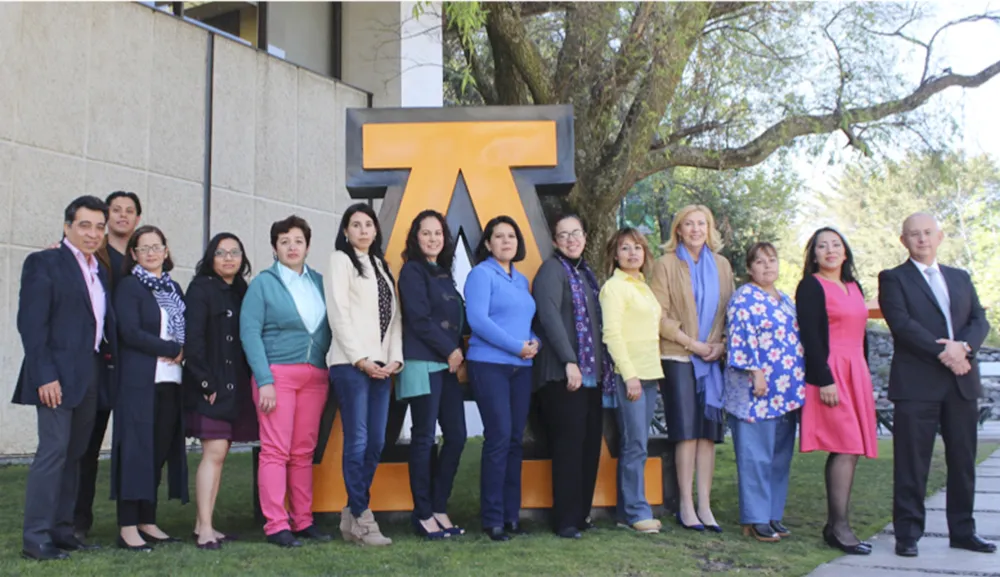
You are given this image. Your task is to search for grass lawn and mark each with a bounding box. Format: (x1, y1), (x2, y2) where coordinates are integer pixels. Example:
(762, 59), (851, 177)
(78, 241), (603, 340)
(0, 439), (996, 576)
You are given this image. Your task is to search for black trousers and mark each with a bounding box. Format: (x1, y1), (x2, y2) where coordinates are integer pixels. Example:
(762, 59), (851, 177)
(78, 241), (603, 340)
(74, 408), (112, 532)
(23, 355), (100, 550)
(539, 382), (603, 532)
(117, 383), (181, 527)
(892, 384), (979, 541)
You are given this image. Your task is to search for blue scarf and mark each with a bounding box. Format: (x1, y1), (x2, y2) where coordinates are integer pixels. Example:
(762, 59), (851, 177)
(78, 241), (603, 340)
(132, 265), (186, 345)
(676, 244), (723, 423)
(556, 254), (617, 408)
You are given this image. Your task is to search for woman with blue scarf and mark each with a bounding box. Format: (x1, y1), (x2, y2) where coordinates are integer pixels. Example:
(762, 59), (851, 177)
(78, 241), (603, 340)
(533, 214), (613, 539)
(650, 205), (734, 533)
(112, 225), (188, 551)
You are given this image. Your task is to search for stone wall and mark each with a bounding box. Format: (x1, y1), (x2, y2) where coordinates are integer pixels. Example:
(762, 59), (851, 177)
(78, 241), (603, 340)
(0, 2), (369, 455)
(867, 328), (1000, 418)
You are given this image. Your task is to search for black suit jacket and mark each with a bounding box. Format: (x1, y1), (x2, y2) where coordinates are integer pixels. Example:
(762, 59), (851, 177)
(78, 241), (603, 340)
(878, 260), (990, 402)
(12, 244), (117, 409)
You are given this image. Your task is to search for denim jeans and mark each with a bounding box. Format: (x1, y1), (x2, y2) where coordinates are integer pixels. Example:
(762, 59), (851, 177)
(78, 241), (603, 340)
(729, 412), (797, 524)
(614, 377), (659, 525)
(467, 361), (532, 529)
(329, 364), (391, 517)
(408, 370), (467, 519)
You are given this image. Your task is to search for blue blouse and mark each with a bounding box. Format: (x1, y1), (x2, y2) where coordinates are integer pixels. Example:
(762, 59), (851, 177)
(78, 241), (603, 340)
(724, 283), (806, 422)
(464, 257), (537, 367)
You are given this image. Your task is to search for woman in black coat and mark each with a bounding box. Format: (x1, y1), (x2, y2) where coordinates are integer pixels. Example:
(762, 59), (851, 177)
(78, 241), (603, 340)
(184, 233), (257, 549)
(532, 214), (612, 539)
(112, 225), (188, 551)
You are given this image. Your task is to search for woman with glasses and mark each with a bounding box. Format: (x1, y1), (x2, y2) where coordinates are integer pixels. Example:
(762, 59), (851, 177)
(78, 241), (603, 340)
(184, 233), (258, 549)
(533, 214), (611, 539)
(112, 225), (188, 551)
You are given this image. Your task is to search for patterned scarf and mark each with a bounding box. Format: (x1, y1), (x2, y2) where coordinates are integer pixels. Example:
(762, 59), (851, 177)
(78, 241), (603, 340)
(676, 243), (723, 423)
(556, 254), (617, 407)
(132, 264), (186, 345)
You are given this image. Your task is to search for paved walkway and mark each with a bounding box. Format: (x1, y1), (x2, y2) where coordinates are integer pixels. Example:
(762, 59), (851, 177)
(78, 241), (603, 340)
(808, 447), (1000, 577)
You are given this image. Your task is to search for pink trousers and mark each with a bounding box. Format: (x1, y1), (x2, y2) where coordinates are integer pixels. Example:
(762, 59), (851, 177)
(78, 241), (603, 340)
(252, 364), (329, 535)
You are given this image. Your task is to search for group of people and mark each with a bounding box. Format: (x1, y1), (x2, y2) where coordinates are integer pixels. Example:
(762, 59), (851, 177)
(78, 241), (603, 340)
(13, 192), (996, 563)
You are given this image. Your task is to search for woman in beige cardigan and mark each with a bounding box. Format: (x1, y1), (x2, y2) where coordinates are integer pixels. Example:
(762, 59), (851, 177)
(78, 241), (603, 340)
(327, 203), (404, 547)
(649, 205), (734, 533)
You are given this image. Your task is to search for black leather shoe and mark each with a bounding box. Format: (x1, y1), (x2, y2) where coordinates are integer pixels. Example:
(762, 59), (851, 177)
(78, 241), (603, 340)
(557, 527), (582, 539)
(895, 539), (918, 557)
(822, 525), (871, 555)
(266, 529), (302, 548)
(504, 522), (528, 536)
(743, 524), (780, 542)
(483, 527), (510, 542)
(21, 543), (70, 561)
(293, 525), (333, 542)
(116, 536), (153, 552)
(53, 535), (101, 551)
(138, 530), (180, 544)
(950, 534), (997, 553)
(770, 520), (790, 538)
(579, 518), (597, 531)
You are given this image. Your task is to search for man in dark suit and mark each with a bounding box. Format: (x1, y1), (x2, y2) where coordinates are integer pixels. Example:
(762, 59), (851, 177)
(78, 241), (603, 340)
(12, 196), (116, 561)
(878, 212), (995, 558)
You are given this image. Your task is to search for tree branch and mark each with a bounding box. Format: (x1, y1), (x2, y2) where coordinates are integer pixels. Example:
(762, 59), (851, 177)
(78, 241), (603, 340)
(458, 37), (498, 105)
(642, 59), (1000, 175)
(484, 2), (554, 104)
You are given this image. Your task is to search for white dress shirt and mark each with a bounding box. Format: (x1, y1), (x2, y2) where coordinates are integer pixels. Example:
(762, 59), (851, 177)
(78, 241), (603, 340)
(910, 258), (954, 339)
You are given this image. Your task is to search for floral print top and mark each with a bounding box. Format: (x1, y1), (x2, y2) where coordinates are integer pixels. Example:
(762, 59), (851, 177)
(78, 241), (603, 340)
(724, 283), (806, 422)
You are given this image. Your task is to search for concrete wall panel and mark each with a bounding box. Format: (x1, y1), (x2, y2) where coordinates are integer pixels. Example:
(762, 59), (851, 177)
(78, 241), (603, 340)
(86, 3), (153, 170)
(0, 142), (12, 244)
(296, 70), (338, 213)
(211, 37), (257, 195)
(0, 3), (23, 141)
(254, 55), (298, 204)
(209, 188), (255, 251)
(148, 14), (206, 182)
(147, 175), (204, 270)
(11, 146), (85, 248)
(16, 3), (91, 156)
(84, 160), (149, 204)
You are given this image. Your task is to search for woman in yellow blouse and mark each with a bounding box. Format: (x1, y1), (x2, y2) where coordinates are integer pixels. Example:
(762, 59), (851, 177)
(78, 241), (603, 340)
(599, 227), (664, 534)
(649, 205), (734, 533)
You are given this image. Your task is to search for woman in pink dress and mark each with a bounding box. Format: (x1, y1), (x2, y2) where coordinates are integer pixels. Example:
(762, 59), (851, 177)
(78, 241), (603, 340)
(796, 227), (876, 556)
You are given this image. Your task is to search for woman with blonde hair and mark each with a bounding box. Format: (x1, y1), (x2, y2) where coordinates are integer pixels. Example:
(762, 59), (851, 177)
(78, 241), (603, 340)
(599, 227), (664, 534)
(649, 205), (734, 532)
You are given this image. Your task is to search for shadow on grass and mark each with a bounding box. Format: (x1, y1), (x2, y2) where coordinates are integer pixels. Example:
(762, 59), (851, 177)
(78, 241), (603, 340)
(0, 438), (995, 576)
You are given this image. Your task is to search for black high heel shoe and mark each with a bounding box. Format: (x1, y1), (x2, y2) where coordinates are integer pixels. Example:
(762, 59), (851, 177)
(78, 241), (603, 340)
(412, 516), (448, 541)
(822, 525), (871, 555)
(138, 530), (180, 544)
(676, 512), (705, 532)
(117, 536), (153, 552)
(483, 527), (510, 542)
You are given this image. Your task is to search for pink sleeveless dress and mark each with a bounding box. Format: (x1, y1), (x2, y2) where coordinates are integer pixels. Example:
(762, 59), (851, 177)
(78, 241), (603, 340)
(800, 276), (878, 458)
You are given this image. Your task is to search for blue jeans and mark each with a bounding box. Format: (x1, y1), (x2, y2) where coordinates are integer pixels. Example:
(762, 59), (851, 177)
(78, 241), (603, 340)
(729, 412), (797, 524)
(329, 364), (391, 517)
(614, 377), (659, 525)
(408, 370), (467, 519)
(467, 361), (532, 529)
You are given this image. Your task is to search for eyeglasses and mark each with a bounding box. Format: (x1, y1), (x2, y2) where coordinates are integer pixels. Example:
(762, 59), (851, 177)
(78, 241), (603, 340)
(215, 249), (243, 259)
(135, 245), (165, 255)
(556, 229), (585, 242)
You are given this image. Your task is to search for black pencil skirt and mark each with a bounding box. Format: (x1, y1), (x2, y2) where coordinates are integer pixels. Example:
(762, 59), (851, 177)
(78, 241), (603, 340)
(660, 360), (725, 443)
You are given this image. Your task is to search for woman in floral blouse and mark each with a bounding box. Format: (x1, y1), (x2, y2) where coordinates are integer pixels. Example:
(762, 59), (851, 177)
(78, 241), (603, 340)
(724, 242), (805, 542)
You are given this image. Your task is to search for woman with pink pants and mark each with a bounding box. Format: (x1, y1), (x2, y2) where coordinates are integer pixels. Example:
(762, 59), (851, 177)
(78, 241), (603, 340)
(239, 216), (333, 548)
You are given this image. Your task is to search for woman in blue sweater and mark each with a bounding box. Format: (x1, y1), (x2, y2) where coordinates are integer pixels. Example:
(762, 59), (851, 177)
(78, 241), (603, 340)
(239, 216), (333, 548)
(464, 215), (539, 542)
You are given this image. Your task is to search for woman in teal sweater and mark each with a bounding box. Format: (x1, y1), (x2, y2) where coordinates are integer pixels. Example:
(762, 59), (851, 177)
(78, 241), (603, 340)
(239, 216), (332, 548)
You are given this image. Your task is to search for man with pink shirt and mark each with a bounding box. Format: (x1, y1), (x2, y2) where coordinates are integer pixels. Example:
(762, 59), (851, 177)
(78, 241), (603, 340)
(12, 196), (117, 561)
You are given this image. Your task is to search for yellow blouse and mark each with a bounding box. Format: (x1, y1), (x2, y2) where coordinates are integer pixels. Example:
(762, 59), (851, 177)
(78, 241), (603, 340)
(599, 269), (665, 381)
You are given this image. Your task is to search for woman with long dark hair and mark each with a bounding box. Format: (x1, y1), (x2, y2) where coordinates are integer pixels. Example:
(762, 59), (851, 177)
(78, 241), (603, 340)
(532, 214), (611, 539)
(796, 227), (876, 555)
(397, 210), (468, 540)
(328, 202), (403, 546)
(184, 233), (257, 549)
(464, 215), (539, 542)
(112, 225), (188, 551)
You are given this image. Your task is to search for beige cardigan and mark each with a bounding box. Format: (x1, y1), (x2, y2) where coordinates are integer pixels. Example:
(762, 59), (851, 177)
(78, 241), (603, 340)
(326, 249), (404, 370)
(648, 251), (735, 359)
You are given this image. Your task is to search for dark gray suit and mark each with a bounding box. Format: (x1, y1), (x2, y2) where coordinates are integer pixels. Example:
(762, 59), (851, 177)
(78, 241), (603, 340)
(12, 245), (116, 551)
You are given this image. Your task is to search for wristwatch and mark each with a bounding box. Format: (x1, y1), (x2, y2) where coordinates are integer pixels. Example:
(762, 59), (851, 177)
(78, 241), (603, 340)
(961, 341), (972, 356)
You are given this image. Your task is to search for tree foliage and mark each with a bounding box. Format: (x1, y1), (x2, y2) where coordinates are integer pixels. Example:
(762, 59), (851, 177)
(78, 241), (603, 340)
(812, 151), (1000, 343)
(435, 1), (1000, 270)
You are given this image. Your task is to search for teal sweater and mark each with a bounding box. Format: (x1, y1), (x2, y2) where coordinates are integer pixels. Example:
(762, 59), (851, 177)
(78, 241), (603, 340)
(239, 262), (333, 386)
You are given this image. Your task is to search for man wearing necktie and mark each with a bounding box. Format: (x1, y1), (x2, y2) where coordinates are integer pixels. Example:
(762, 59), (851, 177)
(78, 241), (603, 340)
(878, 212), (995, 558)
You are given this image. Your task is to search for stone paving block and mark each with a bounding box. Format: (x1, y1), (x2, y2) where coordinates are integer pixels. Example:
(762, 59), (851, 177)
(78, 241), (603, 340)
(810, 566), (957, 577)
(927, 491), (1000, 511)
(835, 536), (1000, 574)
(919, 510), (1000, 539)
